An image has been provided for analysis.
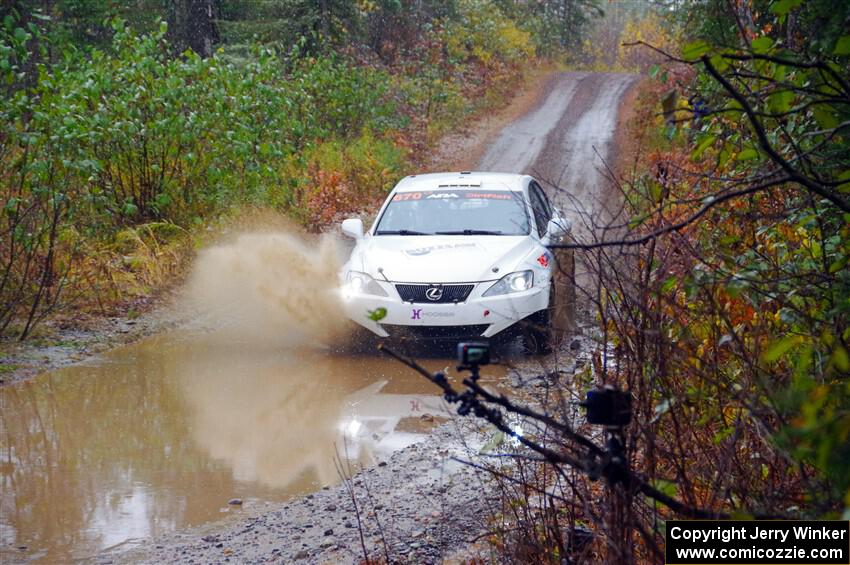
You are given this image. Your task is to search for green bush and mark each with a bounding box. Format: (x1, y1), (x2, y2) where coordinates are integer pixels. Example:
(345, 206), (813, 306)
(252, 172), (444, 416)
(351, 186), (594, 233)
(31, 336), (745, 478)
(0, 18), (400, 336)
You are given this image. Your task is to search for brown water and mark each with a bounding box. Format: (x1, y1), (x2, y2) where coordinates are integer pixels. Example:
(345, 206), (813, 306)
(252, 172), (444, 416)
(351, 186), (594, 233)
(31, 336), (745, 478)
(0, 332), (503, 563)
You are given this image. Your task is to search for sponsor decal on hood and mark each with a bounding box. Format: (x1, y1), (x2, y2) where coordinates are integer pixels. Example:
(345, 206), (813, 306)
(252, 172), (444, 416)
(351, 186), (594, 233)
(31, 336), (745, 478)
(404, 242), (478, 257)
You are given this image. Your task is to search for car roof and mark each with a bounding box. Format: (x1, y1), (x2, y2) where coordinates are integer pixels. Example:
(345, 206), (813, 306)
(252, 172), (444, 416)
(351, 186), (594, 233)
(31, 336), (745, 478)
(392, 172), (528, 192)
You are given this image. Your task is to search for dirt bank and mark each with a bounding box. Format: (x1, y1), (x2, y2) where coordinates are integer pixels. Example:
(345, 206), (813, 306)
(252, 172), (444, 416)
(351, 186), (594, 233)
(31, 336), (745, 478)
(0, 293), (181, 386)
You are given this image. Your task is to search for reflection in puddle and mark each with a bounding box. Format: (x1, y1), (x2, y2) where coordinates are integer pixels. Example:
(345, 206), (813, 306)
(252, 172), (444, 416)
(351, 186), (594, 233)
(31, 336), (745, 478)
(0, 332), (505, 563)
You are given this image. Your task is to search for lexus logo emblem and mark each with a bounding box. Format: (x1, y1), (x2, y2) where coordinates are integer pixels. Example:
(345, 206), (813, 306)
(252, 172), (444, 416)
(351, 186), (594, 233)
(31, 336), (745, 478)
(425, 287), (443, 301)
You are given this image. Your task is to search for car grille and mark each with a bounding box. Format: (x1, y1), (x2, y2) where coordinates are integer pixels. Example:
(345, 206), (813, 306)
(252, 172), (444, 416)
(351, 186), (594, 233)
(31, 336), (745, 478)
(395, 283), (475, 303)
(381, 324), (490, 340)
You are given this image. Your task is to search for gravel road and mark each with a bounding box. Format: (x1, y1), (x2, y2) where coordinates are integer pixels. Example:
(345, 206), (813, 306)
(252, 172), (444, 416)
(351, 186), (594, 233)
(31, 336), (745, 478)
(91, 71), (638, 565)
(480, 72), (638, 239)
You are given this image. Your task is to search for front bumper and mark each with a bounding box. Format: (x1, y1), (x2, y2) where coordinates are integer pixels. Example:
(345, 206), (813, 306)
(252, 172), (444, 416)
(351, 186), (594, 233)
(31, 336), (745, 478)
(341, 280), (550, 339)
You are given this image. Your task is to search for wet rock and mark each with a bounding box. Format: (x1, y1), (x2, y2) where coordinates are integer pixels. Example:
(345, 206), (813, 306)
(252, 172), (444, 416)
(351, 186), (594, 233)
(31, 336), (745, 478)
(323, 528), (334, 536)
(293, 549), (309, 560)
(570, 339), (581, 351)
(377, 461), (387, 467)
(325, 505), (336, 512)
(228, 499), (243, 506)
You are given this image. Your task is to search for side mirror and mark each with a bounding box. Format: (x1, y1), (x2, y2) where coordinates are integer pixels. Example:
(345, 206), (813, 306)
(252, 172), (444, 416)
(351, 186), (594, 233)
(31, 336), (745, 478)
(341, 218), (364, 240)
(546, 218), (571, 240)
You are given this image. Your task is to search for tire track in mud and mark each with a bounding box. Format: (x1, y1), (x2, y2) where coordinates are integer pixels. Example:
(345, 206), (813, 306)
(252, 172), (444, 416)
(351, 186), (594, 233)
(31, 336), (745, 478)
(477, 73), (583, 174)
(479, 71), (638, 239)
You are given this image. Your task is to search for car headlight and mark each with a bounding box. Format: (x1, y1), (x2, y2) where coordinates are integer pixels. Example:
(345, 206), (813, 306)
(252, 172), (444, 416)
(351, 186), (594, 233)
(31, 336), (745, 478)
(483, 270), (534, 297)
(344, 271), (388, 297)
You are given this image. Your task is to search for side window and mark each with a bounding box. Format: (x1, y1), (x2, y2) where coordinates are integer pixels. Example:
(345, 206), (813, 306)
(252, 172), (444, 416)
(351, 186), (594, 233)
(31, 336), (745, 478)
(531, 181), (553, 217)
(528, 183), (550, 237)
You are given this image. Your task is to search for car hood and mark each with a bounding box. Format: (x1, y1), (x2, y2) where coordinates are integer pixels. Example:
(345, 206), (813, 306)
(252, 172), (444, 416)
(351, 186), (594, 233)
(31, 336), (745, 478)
(349, 235), (538, 283)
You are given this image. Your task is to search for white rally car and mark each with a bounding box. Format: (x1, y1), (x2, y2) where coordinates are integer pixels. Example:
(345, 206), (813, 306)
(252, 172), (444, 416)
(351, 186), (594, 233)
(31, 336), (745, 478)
(339, 172), (571, 352)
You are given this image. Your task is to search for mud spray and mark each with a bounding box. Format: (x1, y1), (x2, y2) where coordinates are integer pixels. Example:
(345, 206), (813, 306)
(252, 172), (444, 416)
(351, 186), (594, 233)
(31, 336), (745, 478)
(183, 229), (352, 348)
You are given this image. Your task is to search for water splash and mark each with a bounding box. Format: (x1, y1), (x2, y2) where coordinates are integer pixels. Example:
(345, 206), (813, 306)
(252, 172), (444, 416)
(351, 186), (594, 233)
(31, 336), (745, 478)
(183, 229), (349, 348)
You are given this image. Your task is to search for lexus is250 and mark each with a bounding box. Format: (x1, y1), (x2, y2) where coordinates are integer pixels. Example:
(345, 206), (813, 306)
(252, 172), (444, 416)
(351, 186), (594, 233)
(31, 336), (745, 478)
(339, 172), (572, 352)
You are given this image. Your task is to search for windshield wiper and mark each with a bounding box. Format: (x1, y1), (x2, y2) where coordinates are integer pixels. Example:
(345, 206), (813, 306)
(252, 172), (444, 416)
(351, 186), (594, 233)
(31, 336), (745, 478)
(375, 229), (431, 235)
(435, 229), (504, 235)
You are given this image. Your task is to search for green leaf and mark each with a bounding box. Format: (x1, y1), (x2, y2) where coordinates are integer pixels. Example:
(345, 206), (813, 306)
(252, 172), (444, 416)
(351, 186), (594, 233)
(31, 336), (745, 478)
(4, 197), (19, 215)
(770, 0), (803, 17)
(768, 90), (794, 114)
(713, 426), (734, 443)
(649, 181), (663, 204)
(628, 213), (650, 229)
(813, 105), (839, 130)
(367, 307), (387, 321)
(737, 148), (758, 161)
(691, 134), (716, 160)
(751, 36), (774, 54)
(834, 36), (850, 56)
(828, 256), (847, 274)
(479, 431), (505, 454)
(763, 335), (803, 363)
(709, 55), (729, 73)
(831, 346), (850, 372)
(682, 40), (710, 60)
(649, 478), (678, 498)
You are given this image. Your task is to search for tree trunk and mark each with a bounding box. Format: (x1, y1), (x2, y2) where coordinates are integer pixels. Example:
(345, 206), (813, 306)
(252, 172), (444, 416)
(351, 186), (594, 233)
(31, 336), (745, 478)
(170, 0), (219, 57)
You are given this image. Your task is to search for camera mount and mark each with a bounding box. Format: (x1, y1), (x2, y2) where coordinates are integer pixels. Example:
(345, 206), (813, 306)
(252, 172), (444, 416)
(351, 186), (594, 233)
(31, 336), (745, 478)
(457, 341), (490, 382)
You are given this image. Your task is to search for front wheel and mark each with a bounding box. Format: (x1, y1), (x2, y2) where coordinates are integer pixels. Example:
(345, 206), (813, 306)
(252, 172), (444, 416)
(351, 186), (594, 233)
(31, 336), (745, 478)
(522, 291), (555, 355)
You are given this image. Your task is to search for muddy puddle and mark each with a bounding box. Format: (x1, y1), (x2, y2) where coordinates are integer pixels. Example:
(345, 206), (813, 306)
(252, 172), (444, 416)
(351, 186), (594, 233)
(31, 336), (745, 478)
(0, 332), (506, 563)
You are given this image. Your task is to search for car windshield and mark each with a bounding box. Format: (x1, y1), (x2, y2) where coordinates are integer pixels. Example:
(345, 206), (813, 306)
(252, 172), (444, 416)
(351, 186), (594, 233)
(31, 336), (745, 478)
(374, 189), (530, 235)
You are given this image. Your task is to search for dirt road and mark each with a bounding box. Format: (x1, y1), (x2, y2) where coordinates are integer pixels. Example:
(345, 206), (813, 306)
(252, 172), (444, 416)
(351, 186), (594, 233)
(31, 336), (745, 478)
(480, 72), (637, 237)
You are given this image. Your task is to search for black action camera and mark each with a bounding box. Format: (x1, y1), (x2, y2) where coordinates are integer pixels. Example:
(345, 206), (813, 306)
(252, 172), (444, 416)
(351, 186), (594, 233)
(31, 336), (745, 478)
(458, 342), (490, 367)
(582, 387), (632, 427)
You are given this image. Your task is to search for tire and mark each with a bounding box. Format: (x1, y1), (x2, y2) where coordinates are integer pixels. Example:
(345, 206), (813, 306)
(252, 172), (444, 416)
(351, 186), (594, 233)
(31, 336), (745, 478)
(522, 291), (555, 355)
